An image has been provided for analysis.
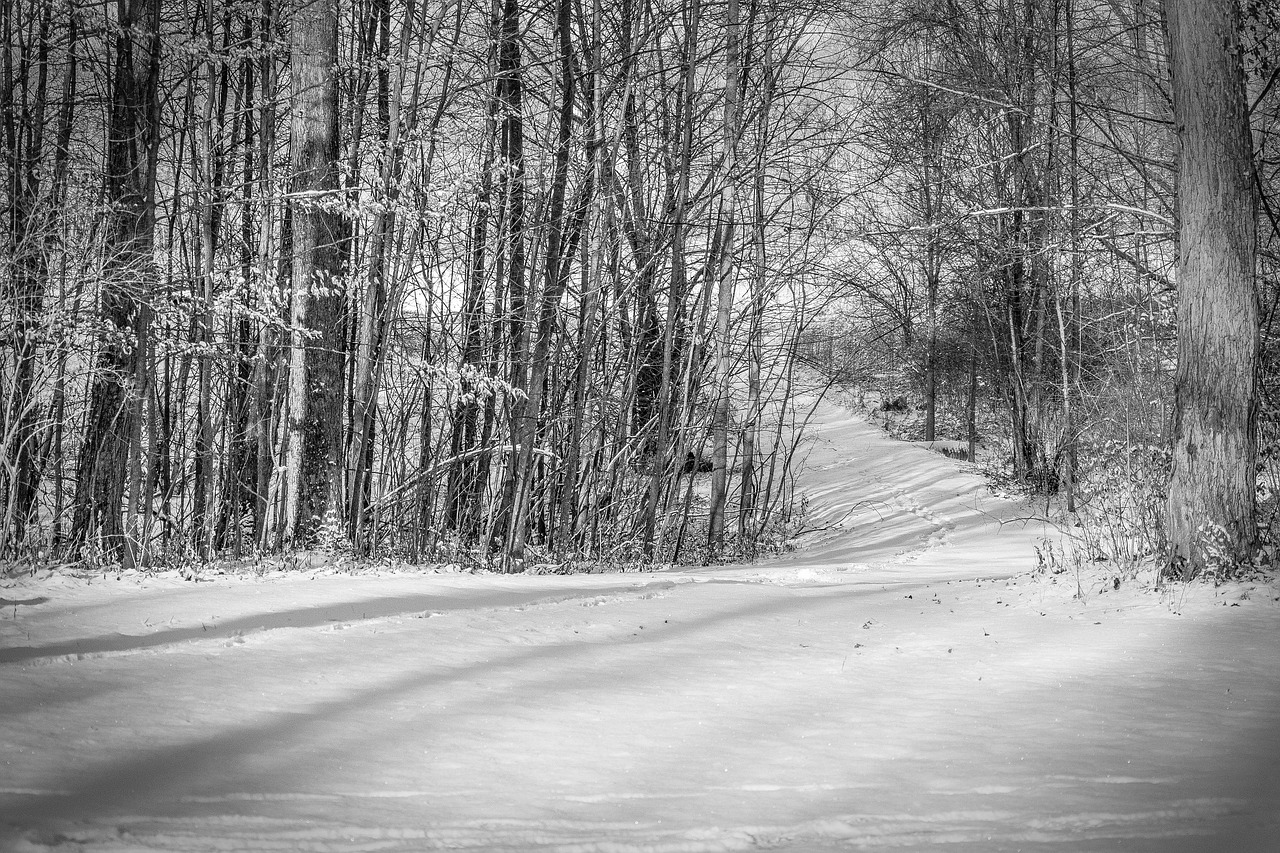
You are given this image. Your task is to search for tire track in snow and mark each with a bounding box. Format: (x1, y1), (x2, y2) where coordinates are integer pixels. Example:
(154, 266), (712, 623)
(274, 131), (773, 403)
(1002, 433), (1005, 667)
(0, 580), (682, 667)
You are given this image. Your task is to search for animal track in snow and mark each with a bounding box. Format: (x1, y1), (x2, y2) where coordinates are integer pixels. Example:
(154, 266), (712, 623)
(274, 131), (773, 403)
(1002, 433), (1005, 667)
(885, 485), (956, 562)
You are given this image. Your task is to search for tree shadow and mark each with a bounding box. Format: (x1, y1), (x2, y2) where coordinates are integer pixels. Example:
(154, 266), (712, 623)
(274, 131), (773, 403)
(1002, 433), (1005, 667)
(0, 581), (676, 665)
(2, 582), (846, 834)
(0, 596), (50, 607)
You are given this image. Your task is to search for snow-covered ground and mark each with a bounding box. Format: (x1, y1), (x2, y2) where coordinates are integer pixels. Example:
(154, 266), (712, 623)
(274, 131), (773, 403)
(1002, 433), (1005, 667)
(3, 400), (1278, 852)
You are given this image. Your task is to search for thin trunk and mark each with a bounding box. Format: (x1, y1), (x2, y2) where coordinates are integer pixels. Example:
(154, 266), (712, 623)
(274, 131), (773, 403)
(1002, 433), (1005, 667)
(967, 341), (978, 463)
(509, 0), (578, 562)
(0, 0), (57, 550)
(193, 0), (222, 558)
(123, 304), (151, 567)
(708, 0), (740, 558)
(217, 14), (260, 554)
(642, 0), (697, 560)
(1061, 0), (1079, 513)
(254, 0), (280, 549)
(347, 0), (401, 550)
(492, 0), (527, 561)
(739, 10), (776, 554)
(557, 0), (603, 551)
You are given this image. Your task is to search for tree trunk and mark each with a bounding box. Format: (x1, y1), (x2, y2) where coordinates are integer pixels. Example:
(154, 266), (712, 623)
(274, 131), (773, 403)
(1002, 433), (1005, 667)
(1060, 0), (1080, 514)
(252, 0), (281, 550)
(217, 16), (262, 554)
(509, 0), (578, 562)
(556, 0), (604, 553)
(740, 9), (778, 557)
(0, 0), (63, 551)
(193, 0), (225, 558)
(1163, 0), (1258, 576)
(967, 342), (978, 463)
(707, 0), (740, 558)
(921, 88), (946, 445)
(69, 0), (161, 560)
(642, 0), (697, 560)
(444, 143), (493, 542)
(346, 0), (398, 551)
(281, 0), (346, 547)
(491, 0), (527, 563)
(444, 0), (496, 544)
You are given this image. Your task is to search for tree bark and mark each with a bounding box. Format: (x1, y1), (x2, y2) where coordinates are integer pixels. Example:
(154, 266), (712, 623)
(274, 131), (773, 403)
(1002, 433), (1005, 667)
(1163, 0), (1259, 576)
(281, 0), (346, 547)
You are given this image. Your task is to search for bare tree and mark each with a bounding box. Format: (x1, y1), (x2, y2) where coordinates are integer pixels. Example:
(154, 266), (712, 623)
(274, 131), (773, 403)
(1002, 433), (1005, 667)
(707, 0), (741, 557)
(69, 0), (161, 564)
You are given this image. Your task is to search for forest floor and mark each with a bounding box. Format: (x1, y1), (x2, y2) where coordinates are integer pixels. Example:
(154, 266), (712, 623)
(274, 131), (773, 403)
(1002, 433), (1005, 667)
(2, 399), (1279, 852)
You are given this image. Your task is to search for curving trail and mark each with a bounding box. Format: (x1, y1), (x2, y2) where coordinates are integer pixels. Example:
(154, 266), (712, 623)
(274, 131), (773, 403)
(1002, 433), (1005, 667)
(701, 399), (1045, 584)
(2, 398), (1279, 852)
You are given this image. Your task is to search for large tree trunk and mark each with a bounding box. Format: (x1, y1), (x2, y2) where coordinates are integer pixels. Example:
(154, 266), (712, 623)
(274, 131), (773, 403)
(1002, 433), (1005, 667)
(1162, 0), (1259, 576)
(69, 0), (160, 562)
(281, 0), (346, 547)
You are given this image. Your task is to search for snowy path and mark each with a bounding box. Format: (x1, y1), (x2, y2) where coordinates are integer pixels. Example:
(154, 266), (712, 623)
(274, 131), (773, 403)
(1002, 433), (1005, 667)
(3, 400), (1279, 852)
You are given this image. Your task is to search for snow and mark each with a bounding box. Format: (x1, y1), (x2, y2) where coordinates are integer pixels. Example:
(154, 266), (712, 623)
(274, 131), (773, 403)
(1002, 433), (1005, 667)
(3, 400), (1279, 852)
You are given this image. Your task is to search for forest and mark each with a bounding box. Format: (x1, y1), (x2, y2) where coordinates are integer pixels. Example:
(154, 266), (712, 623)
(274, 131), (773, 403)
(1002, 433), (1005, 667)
(5, 2), (1280, 845)
(1, 0), (1277, 577)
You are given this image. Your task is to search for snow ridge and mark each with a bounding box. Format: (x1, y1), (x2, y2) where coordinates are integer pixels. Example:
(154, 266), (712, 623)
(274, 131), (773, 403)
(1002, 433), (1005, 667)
(4, 799), (1249, 853)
